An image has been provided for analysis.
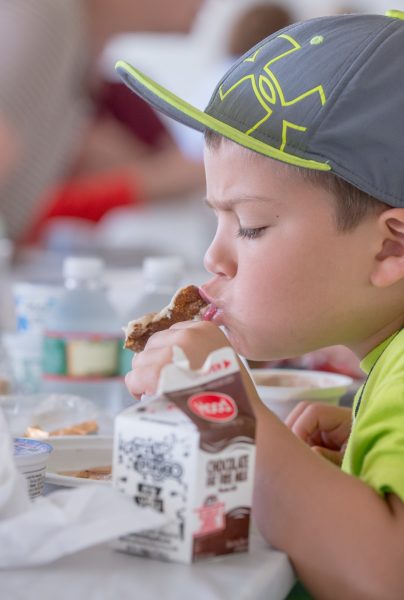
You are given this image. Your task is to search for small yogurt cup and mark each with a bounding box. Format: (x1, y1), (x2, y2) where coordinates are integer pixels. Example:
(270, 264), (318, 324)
(13, 438), (53, 499)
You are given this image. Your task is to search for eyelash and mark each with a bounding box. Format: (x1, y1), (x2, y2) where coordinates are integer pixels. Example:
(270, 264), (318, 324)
(237, 226), (267, 240)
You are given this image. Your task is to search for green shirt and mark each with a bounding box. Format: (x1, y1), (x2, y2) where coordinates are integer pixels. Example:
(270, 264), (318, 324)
(341, 329), (404, 499)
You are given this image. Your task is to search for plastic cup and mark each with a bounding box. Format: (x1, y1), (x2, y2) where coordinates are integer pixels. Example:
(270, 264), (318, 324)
(13, 438), (53, 499)
(2, 332), (43, 393)
(13, 282), (63, 333)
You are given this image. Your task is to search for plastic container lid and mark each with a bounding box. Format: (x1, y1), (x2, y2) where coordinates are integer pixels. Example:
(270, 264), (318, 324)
(63, 257), (104, 280)
(13, 438), (53, 464)
(142, 256), (184, 286)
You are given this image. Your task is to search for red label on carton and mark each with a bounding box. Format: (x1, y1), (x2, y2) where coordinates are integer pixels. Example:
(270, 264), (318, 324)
(188, 392), (238, 422)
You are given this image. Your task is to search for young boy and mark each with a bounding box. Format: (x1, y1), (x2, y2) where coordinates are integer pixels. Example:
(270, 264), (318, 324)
(117, 11), (404, 599)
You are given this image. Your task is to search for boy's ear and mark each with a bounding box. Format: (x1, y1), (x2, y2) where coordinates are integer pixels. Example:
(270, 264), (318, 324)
(371, 208), (404, 288)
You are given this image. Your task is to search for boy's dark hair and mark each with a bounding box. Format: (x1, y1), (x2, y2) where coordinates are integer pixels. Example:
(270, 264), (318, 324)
(204, 130), (387, 232)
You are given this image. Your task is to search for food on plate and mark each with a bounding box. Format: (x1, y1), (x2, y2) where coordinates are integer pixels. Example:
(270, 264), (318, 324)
(123, 284), (209, 353)
(59, 465), (112, 480)
(25, 419), (99, 439)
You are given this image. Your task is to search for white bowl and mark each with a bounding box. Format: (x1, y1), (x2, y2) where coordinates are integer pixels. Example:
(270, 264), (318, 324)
(251, 368), (353, 422)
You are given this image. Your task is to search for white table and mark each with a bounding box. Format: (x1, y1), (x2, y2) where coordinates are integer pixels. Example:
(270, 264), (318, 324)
(5, 256), (295, 599)
(0, 526), (295, 600)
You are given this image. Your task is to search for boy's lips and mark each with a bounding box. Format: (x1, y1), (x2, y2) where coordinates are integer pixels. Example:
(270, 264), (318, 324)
(198, 288), (222, 323)
(202, 304), (218, 321)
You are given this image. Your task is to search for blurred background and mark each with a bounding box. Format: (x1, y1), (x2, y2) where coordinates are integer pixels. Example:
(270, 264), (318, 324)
(0, 0), (394, 272)
(0, 0), (387, 409)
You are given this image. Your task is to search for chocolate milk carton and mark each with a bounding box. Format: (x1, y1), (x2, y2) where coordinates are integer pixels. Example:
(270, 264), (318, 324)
(113, 346), (256, 563)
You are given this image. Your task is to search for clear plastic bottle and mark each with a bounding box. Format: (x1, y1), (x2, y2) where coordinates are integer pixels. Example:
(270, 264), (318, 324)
(120, 256), (184, 373)
(41, 256), (125, 416)
(131, 256), (184, 317)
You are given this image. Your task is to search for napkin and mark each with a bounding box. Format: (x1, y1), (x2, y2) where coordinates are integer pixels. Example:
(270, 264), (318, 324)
(0, 408), (166, 568)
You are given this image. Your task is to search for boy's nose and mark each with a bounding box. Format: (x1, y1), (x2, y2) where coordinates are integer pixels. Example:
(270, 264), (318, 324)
(203, 236), (237, 279)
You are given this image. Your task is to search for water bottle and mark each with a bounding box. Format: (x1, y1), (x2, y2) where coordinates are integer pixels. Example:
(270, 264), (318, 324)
(42, 256), (125, 416)
(120, 256), (184, 373)
(131, 256), (184, 316)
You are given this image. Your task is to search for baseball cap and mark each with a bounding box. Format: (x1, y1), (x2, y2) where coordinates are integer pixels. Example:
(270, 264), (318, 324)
(116, 10), (404, 207)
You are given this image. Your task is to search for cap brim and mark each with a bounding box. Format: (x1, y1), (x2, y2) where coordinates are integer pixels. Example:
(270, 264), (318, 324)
(115, 60), (330, 171)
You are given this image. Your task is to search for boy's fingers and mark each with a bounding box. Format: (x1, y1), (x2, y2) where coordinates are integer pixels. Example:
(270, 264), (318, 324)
(126, 346), (174, 397)
(125, 320), (227, 399)
(134, 322), (204, 355)
(169, 320), (201, 330)
(285, 401), (311, 429)
(125, 364), (160, 398)
(131, 343), (173, 368)
(291, 403), (351, 449)
(312, 446), (343, 467)
(288, 403), (351, 447)
(289, 404), (325, 444)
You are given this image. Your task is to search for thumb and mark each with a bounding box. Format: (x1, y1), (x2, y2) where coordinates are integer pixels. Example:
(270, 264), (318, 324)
(312, 445), (343, 467)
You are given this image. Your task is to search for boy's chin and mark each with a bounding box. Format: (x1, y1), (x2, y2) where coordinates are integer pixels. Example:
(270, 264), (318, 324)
(225, 329), (280, 362)
(228, 337), (264, 362)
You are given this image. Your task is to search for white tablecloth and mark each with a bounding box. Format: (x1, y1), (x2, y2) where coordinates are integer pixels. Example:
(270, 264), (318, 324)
(0, 527), (295, 600)
(5, 259), (295, 599)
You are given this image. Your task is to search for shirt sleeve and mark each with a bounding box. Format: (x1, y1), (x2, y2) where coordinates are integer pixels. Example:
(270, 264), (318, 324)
(348, 372), (404, 500)
(24, 170), (144, 243)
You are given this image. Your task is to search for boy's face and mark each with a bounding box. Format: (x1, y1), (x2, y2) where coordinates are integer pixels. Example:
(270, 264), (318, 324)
(202, 141), (379, 360)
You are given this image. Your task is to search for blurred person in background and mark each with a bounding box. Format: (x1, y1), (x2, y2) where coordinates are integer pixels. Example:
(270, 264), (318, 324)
(166, 3), (295, 162)
(0, 0), (205, 246)
(227, 3), (294, 55)
(33, 1), (295, 250)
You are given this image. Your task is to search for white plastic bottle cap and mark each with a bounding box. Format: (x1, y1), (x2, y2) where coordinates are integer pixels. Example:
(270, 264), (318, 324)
(63, 256), (105, 280)
(142, 256), (184, 286)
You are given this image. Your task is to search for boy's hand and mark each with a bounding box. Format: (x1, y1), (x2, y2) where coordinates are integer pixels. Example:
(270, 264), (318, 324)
(125, 320), (229, 399)
(285, 402), (352, 466)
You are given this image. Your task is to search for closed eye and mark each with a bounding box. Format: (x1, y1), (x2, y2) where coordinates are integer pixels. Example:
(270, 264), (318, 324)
(237, 226), (267, 239)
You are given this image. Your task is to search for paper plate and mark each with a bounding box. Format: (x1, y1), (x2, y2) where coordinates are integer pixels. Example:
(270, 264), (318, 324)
(45, 435), (113, 488)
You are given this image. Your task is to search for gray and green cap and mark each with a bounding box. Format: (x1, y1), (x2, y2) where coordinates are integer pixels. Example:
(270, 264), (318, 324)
(116, 10), (404, 207)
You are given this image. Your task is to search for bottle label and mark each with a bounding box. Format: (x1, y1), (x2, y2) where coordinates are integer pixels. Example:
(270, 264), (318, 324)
(43, 332), (122, 380)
